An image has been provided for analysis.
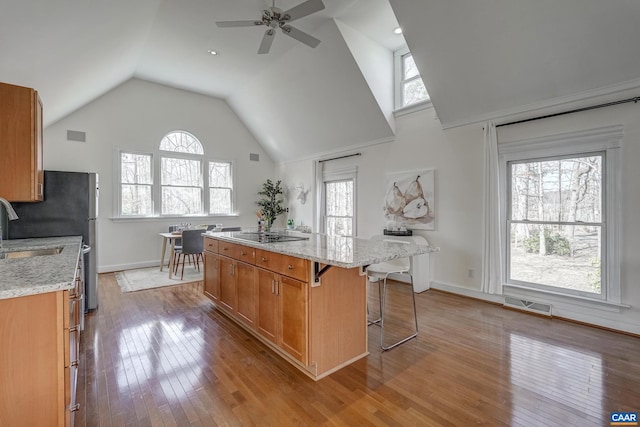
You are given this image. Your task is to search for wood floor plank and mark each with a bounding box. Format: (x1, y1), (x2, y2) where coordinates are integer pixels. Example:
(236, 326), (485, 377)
(76, 274), (640, 426)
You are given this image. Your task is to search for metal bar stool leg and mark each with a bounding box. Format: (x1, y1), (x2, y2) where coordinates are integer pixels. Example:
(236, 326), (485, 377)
(367, 278), (383, 326)
(380, 273), (418, 351)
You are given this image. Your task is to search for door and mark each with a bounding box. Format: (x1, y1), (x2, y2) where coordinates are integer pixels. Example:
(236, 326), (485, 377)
(219, 256), (236, 311)
(256, 268), (278, 343)
(204, 252), (220, 301)
(236, 262), (257, 327)
(279, 276), (308, 364)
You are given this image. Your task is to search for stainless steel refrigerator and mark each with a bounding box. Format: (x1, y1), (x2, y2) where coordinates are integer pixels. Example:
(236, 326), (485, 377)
(9, 170), (99, 311)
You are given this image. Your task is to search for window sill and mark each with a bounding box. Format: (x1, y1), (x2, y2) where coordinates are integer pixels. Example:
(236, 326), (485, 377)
(393, 100), (433, 118)
(110, 214), (239, 223)
(503, 283), (629, 312)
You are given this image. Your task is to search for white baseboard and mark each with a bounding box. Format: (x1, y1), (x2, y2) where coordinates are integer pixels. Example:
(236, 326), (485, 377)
(430, 280), (504, 304)
(99, 260), (161, 273)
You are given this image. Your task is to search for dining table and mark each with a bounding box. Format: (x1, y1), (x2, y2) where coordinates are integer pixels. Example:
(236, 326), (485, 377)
(159, 232), (182, 279)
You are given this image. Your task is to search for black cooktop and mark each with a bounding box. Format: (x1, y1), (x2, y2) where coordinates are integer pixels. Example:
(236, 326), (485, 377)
(233, 232), (309, 244)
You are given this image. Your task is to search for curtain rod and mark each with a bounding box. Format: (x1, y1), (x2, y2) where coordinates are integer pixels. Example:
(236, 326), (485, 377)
(318, 152), (362, 163)
(496, 96), (640, 128)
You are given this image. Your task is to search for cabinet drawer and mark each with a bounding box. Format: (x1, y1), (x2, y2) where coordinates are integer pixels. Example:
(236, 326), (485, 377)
(219, 241), (255, 264)
(255, 249), (278, 270)
(278, 255), (310, 282)
(204, 237), (219, 253)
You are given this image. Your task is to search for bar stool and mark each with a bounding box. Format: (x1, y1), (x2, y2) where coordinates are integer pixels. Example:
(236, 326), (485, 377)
(366, 239), (418, 350)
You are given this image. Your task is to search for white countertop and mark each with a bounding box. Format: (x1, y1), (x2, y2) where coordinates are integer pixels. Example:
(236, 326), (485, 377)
(205, 231), (435, 268)
(0, 236), (82, 299)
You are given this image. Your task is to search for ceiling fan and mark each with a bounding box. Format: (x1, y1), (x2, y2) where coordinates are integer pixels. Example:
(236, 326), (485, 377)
(215, 0), (326, 54)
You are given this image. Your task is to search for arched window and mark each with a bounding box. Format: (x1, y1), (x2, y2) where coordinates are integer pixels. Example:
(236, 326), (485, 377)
(117, 130), (234, 217)
(159, 131), (204, 154)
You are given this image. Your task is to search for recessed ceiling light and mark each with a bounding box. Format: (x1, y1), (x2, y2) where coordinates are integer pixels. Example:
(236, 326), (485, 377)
(393, 27), (403, 35)
(207, 49), (219, 55)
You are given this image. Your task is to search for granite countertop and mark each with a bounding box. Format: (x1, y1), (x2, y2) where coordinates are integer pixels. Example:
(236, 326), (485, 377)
(205, 231), (436, 268)
(0, 236), (82, 299)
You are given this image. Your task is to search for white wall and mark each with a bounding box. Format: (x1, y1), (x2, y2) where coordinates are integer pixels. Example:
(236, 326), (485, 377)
(44, 78), (275, 272)
(277, 100), (640, 335)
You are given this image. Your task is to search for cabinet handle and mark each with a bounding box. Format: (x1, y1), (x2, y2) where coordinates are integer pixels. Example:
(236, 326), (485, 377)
(275, 281), (279, 295)
(271, 279), (275, 294)
(223, 247), (229, 251)
(261, 257), (268, 262)
(240, 251), (246, 256)
(288, 264), (293, 270)
(69, 404), (80, 412)
(70, 360), (79, 367)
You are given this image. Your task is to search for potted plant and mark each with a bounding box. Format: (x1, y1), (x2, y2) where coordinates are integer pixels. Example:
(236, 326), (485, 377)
(256, 179), (286, 231)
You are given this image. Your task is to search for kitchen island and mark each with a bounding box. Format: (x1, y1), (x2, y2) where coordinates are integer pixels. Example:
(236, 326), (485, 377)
(203, 231), (432, 380)
(0, 236), (83, 426)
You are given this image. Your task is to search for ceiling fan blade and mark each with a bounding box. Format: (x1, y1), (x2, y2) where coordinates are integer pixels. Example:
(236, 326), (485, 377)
(281, 25), (321, 48)
(258, 29), (276, 54)
(216, 20), (264, 28)
(281, 0), (325, 23)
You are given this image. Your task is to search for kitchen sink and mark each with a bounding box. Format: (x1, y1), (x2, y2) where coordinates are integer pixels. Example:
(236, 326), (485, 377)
(0, 247), (63, 260)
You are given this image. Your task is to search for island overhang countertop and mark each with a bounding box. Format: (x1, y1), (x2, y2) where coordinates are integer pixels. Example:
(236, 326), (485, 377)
(205, 231), (435, 269)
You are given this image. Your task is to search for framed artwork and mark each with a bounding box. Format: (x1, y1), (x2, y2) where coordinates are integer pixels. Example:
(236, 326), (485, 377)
(384, 169), (435, 230)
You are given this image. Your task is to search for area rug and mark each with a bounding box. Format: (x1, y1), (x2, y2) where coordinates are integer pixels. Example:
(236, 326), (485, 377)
(115, 266), (203, 293)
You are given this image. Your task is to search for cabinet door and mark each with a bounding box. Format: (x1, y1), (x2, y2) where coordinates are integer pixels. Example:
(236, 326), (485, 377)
(204, 252), (220, 301)
(219, 257), (236, 312)
(0, 83), (43, 201)
(236, 262), (257, 327)
(256, 268), (278, 343)
(279, 276), (308, 364)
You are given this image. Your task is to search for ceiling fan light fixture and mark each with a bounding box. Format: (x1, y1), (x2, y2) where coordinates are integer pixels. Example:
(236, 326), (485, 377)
(393, 27), (403, 35)
(215, 0), (325, 54)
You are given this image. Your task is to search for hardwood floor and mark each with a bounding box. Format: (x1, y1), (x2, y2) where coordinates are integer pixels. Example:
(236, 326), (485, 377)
(77, 273), (640, 426)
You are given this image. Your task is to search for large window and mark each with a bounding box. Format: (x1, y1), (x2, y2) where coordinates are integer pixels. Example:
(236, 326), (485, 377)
(500, 125), (621, 302)
(117, 130), (234, 217)
(394, 48), (429, 110)
(508, 154), (603, 296)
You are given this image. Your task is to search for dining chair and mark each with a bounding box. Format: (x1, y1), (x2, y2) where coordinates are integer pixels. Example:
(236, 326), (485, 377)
(173, 229), (204, 279)
(366, 237), (418, 350)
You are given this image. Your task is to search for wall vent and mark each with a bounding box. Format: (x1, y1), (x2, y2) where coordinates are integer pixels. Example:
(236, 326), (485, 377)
(504, 296), (552, 317)
(67, 130), (86, 142)
(249, 153), (259, 161)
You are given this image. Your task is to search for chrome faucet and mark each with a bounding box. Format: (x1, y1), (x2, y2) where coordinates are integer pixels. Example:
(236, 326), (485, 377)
(0, 197), (18, 220)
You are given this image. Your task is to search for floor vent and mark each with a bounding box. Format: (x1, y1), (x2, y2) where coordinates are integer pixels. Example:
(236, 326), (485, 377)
(503, 296), (552, 317)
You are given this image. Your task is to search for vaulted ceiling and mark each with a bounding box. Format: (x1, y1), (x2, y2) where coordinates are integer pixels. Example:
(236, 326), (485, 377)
(2, 0), (640, 162)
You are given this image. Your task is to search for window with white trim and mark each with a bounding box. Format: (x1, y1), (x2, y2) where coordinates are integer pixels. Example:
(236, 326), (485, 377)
(321, 167), (357, 236)
(160, 131), (204, 215)
(117, 130), (234, 217)
(499, 126), (621, 302)
(394, 47), (430, 110)
(120, 152), (153, 216)
(209, 161), (233, 215)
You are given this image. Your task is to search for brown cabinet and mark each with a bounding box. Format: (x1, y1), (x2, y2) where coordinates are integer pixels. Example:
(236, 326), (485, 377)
(0, 82), (44, 201)
(256, 268), (308, 363)
(0, 290), (79, 426)
(203, 236), (368, 381)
